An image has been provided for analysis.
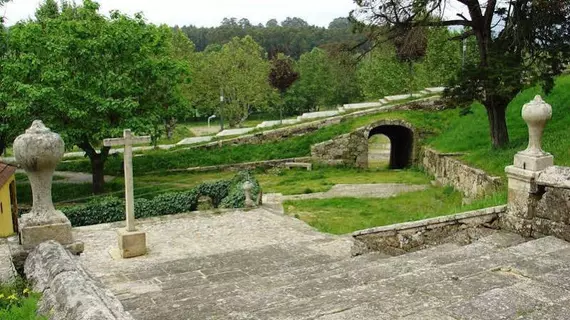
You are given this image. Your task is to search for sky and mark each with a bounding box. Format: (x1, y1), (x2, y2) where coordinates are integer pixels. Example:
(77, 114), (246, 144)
(2, 0), (361, 27)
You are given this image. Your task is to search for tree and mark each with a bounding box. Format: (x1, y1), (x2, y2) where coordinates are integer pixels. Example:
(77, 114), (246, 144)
(1, 0), (188, 193)
(268, 54), (299, 122)
(0, 0), (12, 156)
(281, 17), (309, 28)
(193, 36), (272, 127)
(328, 17), (351, 29)
(266, 19), (279, 28)
(353, 0), (570, 148)
(286, 48), (335, 113)
(163, 30), (196, 140)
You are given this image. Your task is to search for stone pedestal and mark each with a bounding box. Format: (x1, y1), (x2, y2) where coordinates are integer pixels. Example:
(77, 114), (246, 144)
(502, 96), (553, 237)
(19, 211), (73, 250)
(117, 228), (146, 258)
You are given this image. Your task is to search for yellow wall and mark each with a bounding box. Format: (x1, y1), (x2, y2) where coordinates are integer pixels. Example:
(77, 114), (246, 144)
(0, 175), (15, 237)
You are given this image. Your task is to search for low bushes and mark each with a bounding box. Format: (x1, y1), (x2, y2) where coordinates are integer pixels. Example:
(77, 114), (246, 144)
(0, 279), (46, 320)
(62, 171), (261, 227)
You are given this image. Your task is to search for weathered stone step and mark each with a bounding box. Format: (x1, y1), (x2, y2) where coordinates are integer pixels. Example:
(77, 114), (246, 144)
(120, 234), (570, 320)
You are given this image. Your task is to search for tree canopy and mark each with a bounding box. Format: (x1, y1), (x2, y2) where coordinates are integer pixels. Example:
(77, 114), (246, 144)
(1, 0), (189, 193)
(352, 0), (570, 147)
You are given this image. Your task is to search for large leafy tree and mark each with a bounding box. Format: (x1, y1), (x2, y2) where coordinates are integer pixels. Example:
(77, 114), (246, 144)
(353, 0), (570, 148)
(268, 54), (299, 122)
(286, 48), (335, 112)
(193, 36), (272, 127)
(1, 0), (188, 193)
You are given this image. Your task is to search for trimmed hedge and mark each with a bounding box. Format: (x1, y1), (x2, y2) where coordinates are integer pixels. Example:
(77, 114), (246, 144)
(63, 171), (261, 227)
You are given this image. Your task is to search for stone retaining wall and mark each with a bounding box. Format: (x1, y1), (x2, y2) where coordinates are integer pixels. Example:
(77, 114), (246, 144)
(311, 119), (419, 169)
(422, 147), (502, 198)
(352, 205), (506, 256)
(310, 132), (369, 168)
(179, 97), (442, 153)
(502, 166), (570, 241)
(25, 241), (134, 320)
(166, 157), (312, 173)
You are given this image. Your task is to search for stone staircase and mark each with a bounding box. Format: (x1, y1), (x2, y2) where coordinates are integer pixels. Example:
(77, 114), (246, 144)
(100, 225), (570, 319)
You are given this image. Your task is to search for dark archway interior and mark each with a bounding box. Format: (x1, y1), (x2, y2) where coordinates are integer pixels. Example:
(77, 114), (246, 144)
(368, 125), (414, 169)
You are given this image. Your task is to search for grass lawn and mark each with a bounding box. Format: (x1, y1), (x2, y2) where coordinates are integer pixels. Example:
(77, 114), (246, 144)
(258, 166), (429, 195)
(284, 187), (507, 235)
(16, 167), (429, 207)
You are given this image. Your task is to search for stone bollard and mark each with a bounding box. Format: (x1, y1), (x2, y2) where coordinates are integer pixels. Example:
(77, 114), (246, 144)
(503, 96), (554, 236)
(13, 121), (81, 251)
(243, 181), (255, 208)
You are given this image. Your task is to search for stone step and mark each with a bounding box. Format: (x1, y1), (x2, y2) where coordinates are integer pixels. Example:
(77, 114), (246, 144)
(119, 234), (569, 320)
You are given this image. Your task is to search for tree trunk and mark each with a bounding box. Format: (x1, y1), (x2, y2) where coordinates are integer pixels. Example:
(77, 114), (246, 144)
(485, 104), (509, 148)
(0, 138), (5, 157)
(91, 155), (105, 194)
(165, 117), (177, 140)
(78, 141), (111, 195)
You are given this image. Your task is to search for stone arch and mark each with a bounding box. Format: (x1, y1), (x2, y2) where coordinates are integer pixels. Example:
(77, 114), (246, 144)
(364, 120), (417, 169)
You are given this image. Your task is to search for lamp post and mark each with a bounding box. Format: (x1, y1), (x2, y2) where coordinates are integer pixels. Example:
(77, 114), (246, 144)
(219, 88), (225, 131)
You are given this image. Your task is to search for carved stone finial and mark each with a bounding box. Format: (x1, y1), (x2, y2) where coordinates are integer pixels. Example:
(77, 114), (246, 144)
(13, 120), (66, 225)
(512, 95), (554, 172)
(521, 95), (552, 156)
(243, 181), (255, 208)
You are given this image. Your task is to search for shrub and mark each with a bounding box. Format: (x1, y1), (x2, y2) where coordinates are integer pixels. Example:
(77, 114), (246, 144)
(0, 279), (46, 320)
(62, 171), (260, 227)
(220, 171), (261, 208)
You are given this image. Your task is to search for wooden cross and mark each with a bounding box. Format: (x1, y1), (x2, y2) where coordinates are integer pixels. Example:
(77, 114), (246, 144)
(104, 129), (151, 232)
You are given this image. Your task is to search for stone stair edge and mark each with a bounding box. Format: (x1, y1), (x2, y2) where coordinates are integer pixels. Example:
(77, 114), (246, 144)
(352, 205), (507, 237)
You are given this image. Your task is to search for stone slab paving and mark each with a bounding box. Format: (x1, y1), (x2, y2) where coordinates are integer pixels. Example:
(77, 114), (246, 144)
(0, 239), (15, 283)
(282, 183), (428, 201)
(72, 208), (570, 320)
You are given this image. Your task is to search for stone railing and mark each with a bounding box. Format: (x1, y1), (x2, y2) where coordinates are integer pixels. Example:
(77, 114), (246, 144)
(352, 205), (506, 256)
(25, 241), (133, 320)
(422, 147), (502, 198)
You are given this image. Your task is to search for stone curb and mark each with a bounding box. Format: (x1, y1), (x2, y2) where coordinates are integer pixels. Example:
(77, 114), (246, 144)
(352, 205), (507, 237)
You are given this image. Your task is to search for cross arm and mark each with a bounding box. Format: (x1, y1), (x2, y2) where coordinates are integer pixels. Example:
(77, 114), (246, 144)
(103, 136), (151, 147)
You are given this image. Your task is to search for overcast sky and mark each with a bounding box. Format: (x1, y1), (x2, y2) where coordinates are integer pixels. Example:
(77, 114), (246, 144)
(2, 0), (363, 27)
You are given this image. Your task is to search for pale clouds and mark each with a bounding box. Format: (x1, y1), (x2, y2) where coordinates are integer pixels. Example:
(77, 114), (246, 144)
(2, 0), (359, 27)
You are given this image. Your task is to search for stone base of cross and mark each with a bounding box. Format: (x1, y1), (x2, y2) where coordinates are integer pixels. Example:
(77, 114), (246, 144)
(104, 129), (151, 259)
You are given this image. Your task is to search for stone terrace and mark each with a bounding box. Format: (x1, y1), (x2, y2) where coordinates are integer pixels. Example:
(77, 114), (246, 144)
(75, 208), (570, 320)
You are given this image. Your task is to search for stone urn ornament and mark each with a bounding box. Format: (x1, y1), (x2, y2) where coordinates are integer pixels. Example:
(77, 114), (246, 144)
(521, 95), (552, 157)
(14, 120), (75, 250)
(243, 180), (256, 208)
(513, 95), (554, 171)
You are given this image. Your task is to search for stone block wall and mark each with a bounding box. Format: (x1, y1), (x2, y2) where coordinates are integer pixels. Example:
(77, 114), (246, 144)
(422, 147), (502, 198)
(502, 166), (570, 241)
(352, 205), (506, 256)
(310, 132), (368, 168)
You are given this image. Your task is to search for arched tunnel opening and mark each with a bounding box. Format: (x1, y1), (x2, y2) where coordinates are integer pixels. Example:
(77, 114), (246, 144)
(368, 125), (414, 169)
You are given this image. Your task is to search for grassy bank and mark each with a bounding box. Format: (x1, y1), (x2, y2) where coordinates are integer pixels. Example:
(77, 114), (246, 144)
(57, 107), (459, 176)
(429, 75), (570, 177)
(284, 187), (507, 235)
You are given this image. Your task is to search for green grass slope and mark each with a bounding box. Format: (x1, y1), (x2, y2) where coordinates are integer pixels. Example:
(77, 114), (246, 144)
(429, 75), (570, 177)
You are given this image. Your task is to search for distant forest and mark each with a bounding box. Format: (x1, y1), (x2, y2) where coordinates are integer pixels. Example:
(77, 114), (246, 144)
(177, 17), (368, 59)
